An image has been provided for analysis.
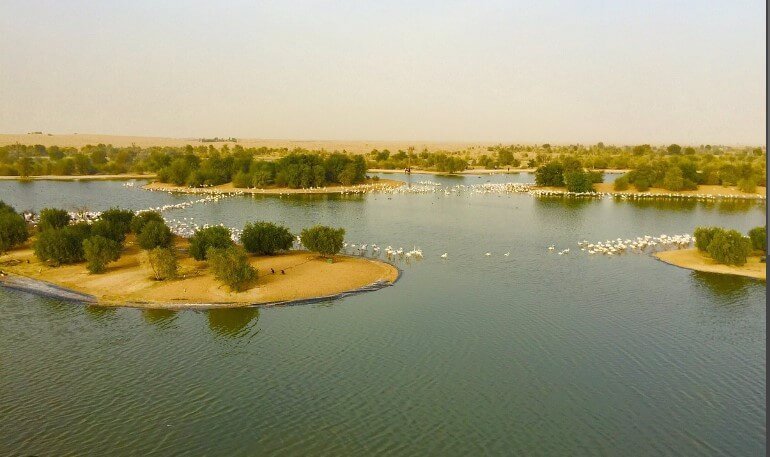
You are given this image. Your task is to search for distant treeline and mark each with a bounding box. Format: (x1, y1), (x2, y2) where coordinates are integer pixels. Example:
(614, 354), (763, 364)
(0, 144), (366, 188)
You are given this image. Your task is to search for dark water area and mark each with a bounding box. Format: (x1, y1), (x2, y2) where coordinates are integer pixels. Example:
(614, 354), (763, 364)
(0, 175), (765, 456)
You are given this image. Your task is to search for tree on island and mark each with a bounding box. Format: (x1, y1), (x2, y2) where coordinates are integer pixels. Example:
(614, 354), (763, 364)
(241, 222), (294, 255)
(207, 246), (256, 292)
(300, 225), (345, 260)
(564, 170), (594, 193)
(38, 208), (71, 231)
(137, 220), (173, 250)
(707, 230), (751, 266)
(0, 202), (29, 253)
(147, 247), (178, 280)
(130, 211), (165, 234)
(189, 226), (234, 260)
(748, 226), (766, 252)
(83, 235), (121, 274)
(694, 226), (725, 252)
(534, 162), (565, 187)
(34, 223), (92, 265)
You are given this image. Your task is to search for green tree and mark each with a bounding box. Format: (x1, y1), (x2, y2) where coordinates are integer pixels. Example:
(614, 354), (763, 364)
(38, 208), (71, 231)
(207, 246), (256, 292)
(83, 235), (121, 273)
(534, 162), (565, 187)
(147, 247), (178, 280)
(613, 176), (630, 191)
(189, 226), (233, 260)
(737, 178), (757, 193)
(241, 222), (294, 255)
(694, 226), (725, 252)
(137, 220), (173, 250)
(564, 171), (594, 192)
(131, 211), (165, 234)
(662, 166), (685, 191)
(707, 230), (751, 266)
(748, 226), (766, 252)
(34, 224), (91, 265)
(667, 144), (682, 155)
(300, 225), (345, 258)
(0, 211), (29, 253)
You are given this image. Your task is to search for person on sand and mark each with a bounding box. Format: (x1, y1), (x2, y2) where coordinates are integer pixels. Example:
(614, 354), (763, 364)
(271, 268), (275, 274)
(281, 270), (285, 275)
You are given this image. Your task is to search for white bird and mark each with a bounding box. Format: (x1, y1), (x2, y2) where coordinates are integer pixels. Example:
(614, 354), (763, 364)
(485, 252), (491, 256)
(440, 253), (448, 259)
(548, 245), (555, 251)
(504, 252), (510, 256)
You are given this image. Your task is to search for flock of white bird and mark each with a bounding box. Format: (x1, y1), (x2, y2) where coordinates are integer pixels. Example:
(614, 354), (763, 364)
(548, 233), (694, 256)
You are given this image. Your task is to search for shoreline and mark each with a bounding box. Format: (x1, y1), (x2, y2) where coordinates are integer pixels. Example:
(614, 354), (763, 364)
(0, 242), (400, 308)
(368, 168), (630, 176)
(534, 184), (766, 200)
(654, 249), (766, 280)
(142, 178), (403, 195)
(0, 174), (156, 181)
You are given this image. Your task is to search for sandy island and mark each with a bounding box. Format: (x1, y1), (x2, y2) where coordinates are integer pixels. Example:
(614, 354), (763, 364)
(655, 249), (766, 280)
(0, 238), (400, 308)
(143, 177), (403, 195)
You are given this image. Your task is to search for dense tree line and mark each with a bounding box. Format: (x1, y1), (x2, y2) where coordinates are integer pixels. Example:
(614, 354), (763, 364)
(0, 143), (368, 189)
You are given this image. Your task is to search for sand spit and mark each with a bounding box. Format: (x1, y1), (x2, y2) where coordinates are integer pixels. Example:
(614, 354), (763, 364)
(655, 249), (766, 280)
(143, 178), (403, 195)
(0, 243), (400, 308)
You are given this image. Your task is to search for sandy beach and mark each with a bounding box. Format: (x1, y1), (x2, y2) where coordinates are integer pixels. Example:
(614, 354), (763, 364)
(655, 249), (766, 280)
(143, 178), (403, 195)
(0, 239), (399, 308)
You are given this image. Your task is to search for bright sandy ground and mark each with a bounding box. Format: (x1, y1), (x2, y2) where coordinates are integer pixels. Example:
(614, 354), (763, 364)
(537, 183), (766, 198)
(0, 238), (399, 307)
(592, 182), (767, 197)
(655, 249), (766, 280)
(0, 133), (497, 155)
(143, 178), (403, 195)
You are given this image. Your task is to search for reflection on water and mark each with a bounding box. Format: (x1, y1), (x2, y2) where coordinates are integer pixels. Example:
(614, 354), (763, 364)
(534, 195), (595, 209)
(616, 197), (763, 213)
(690, 271), (755, 302)
(141, 308), (178, 327)
(207, 307), (260, 337)
(85, 305), (117, 320)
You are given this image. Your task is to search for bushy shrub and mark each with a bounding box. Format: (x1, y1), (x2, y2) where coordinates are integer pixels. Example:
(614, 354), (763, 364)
(38, 208), (70, 231)
(748, 226), (766, 252)
(737, 178), (757, 193)
(0, 210), (29, 253)
(137, 220), (173, 250)
(694, 226), (725, 252)
(707, 230), (751, 266)
(662, 167), (685, 191)
(300, 225), (345, 258)
(91, 219), (128, 244)
(634, 178), (651, 192)
(241, 222), (294, 255)
(189, 226), (233, 260)
(564, 171), (594, 192)
(130, 211), (165, 234)
(83, 235), (121, 273)
(100, 208), (134, 232)
(613, 176), (630, 191)
(534, 162), (565, 187)
(147, 247), (178, 280)
(34, 224), (91, 265)
(207, 246), (256, 292)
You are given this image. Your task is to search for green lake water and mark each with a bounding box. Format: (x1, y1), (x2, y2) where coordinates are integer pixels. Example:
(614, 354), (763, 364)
(0, 174), (765, 456)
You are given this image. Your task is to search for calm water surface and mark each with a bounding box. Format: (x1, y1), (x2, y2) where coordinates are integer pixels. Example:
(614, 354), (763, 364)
(0, 175), (765, 456)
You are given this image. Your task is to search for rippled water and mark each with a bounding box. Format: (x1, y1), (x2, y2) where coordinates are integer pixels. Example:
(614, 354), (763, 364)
(0, 175), (765, 456)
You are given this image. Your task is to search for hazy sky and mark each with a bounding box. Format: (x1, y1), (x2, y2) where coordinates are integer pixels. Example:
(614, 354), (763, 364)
(0, 0), (765, 145)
